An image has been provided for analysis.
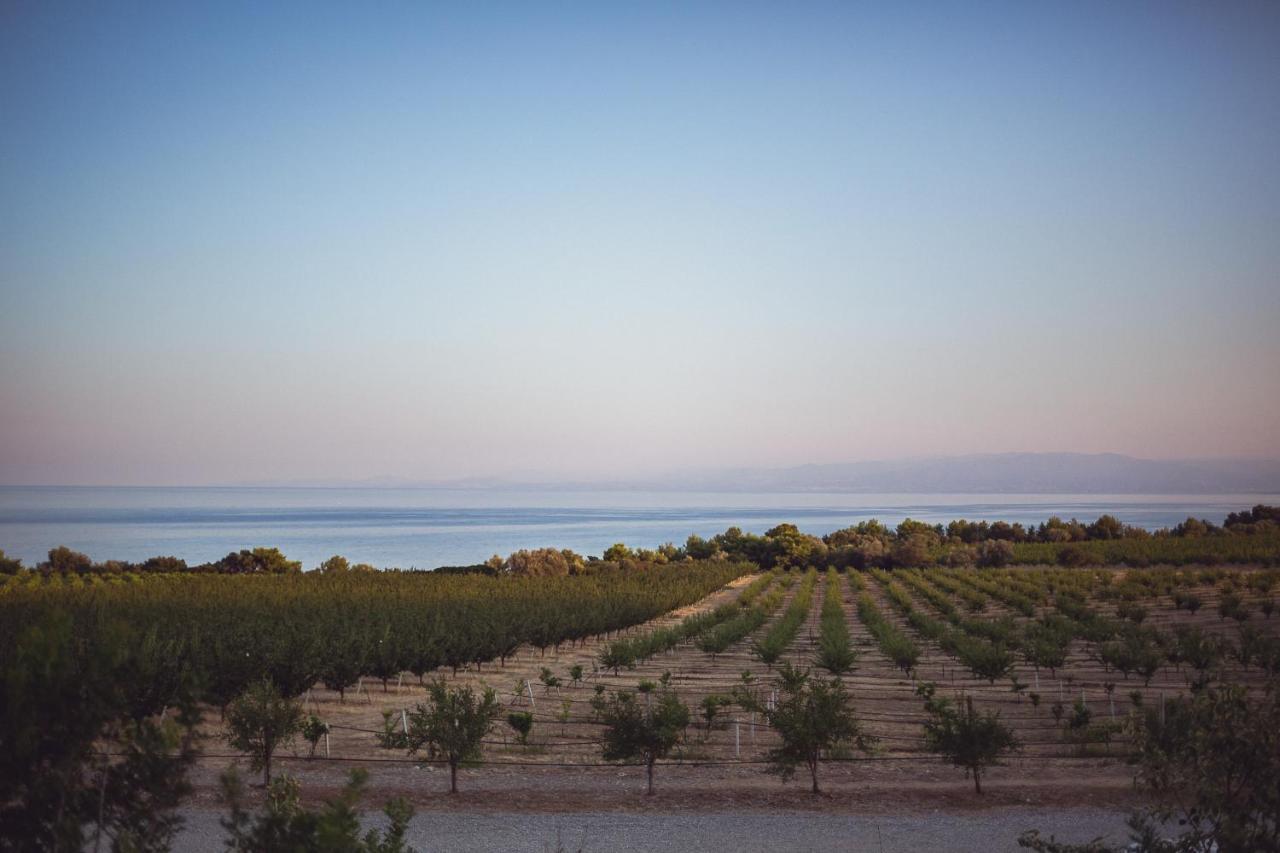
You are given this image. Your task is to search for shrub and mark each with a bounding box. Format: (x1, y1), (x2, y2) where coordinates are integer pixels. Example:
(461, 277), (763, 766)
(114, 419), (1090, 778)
(221, 768), (414, 852)
(507, 711), (534, 746)
(0, 549), (23, 574)
(1219, 592), (1250, 622)
(977, 540), (1014, 568)
(699, 694), (734, 735)
(890, 535), (934, 568)
(302, 715), (329, 759)
(1116, 600), (1147, 623)
(1056, 545), (1091, 568)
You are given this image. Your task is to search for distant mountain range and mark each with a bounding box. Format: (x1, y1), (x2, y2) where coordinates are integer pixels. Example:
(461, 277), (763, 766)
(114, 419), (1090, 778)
(242, 453), (1280, 495)
(634, 454), (1280, 494)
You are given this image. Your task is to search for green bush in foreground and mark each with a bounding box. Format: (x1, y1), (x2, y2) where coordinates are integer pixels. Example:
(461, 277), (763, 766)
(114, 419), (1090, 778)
(221, 768), (414, 853)
(1019, 680), (1280, 852)
(0, 612), (200, 852)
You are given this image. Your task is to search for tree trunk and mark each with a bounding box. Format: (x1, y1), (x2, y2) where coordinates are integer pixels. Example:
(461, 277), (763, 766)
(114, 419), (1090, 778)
(810, 759), (820, 795)
(647, 758), (655, 795)
(973, 769), (982, 795)
(264, 752), (272, 787)
(93, 762), (109, 853)
(450, 760), (458, 794)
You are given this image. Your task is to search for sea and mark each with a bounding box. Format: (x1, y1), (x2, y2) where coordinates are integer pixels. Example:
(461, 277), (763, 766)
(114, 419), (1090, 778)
(1, 487), (1276, 571)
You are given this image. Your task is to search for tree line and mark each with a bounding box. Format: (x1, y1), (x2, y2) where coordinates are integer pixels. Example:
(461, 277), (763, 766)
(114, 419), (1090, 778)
(680, 505), (1280, 571)
(3, 504), (1277, 579)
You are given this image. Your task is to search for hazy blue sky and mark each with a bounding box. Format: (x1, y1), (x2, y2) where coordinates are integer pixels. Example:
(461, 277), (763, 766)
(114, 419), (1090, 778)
(2, 2), (1278, 485)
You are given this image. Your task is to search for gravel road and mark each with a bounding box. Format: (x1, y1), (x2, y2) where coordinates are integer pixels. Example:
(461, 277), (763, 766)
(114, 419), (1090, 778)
(173, 807), (1133, 852)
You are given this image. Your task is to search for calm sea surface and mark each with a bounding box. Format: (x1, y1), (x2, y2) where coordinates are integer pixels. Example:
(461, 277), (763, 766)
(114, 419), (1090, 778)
(1, 487), (1276, 570)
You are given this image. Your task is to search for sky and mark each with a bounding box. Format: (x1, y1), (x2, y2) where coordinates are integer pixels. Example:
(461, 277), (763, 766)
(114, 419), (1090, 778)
(1, 2), (1278, 486)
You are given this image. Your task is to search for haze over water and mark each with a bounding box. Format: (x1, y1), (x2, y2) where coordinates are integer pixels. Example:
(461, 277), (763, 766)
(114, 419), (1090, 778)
(2, 486), (1275, 570)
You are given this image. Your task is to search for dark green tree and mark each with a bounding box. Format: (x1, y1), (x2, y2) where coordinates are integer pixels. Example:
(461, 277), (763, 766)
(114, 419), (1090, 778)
(0, 613), (199, 852)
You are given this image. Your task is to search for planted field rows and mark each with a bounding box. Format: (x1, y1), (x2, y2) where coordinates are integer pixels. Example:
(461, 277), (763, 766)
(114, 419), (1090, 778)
(230, 565), (1277, 781)
(11, 563), (1276, 799)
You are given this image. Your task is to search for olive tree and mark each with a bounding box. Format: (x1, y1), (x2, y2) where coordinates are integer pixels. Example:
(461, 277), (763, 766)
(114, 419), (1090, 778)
(225, 680), (304, 787)
(599, 686), (690, 795)
(405, 680), (500, 793)
(739, 664), (875, 794)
